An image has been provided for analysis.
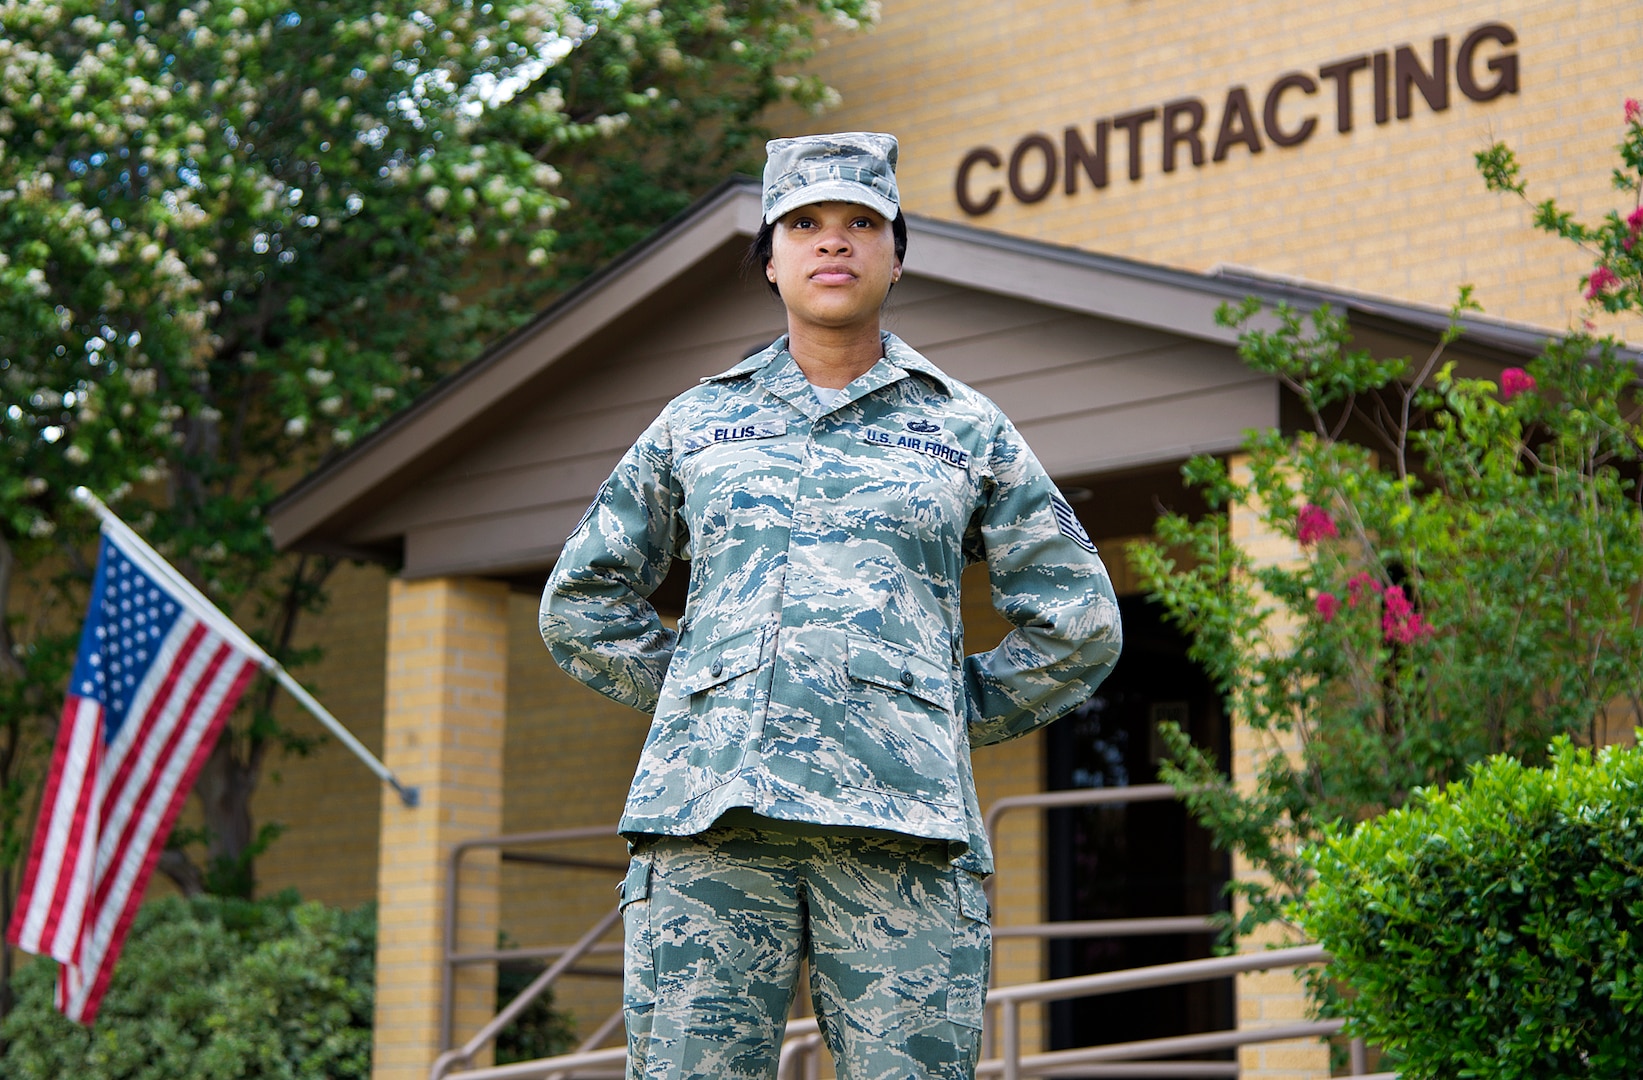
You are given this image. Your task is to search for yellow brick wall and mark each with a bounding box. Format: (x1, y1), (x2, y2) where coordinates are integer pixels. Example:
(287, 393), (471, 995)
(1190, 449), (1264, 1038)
(1223, 456), (1330, 1079)
(252, 561), (390, 907)
(373, 576), (510, 1080)
(496, 591), (646, 1045)
(960, 561), (1049, 1054)
(789, 0), (1642, 343)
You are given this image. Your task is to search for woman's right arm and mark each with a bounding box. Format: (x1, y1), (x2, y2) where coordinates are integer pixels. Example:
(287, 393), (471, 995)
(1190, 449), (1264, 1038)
(539, 410), (685, 715)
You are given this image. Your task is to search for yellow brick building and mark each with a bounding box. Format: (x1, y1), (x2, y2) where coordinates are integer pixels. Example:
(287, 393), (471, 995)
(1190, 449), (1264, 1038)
(796, 0), (1639, 343)
(246, 4), (1639, 1080)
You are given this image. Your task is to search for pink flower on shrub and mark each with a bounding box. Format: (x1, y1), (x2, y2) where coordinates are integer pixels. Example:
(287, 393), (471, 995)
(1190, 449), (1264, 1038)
(1499, 367), (1536, 400)
(1296, 504), (1339, 545)
(1628, 206), (1643, 234)
(1380, 585), (1434, 645)
(1585, 265), (1619, 300)
(1347, 572), (1380, 608)
(1628, 98), (1642, 124)
(1315, 592), (1340, 623)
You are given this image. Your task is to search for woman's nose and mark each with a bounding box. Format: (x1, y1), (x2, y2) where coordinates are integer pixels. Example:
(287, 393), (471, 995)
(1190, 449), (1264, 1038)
(815, 229), (851, 254)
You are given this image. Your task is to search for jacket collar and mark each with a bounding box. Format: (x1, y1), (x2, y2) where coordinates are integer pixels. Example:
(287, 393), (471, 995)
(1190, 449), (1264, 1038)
(703, 333), (956, 402)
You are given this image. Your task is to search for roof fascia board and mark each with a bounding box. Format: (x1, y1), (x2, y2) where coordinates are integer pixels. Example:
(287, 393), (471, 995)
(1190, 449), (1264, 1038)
(903, 218), (1262, 346)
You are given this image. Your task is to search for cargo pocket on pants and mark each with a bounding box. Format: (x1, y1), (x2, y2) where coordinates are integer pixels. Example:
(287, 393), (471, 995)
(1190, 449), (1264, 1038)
(619, 854), (656, 1076)
(946, 868), (992, 1031)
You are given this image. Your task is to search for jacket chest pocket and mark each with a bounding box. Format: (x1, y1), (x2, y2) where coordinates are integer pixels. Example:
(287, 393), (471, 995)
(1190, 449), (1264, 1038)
(678, 420), (793, 490)
(826, 633), (960, 808)
(678, 423), (800, 554)
(847, 634), (951, 713)
(650, 625), (769, 795)
(670, 624), (767, 698)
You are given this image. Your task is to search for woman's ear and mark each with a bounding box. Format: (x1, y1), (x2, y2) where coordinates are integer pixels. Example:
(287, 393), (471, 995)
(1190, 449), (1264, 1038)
(891, 259), (902, 283)
(766, 258), (777, 283)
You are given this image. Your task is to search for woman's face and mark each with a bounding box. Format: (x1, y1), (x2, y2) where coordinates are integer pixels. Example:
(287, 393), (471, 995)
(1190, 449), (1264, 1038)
(766, 201), (901, 336)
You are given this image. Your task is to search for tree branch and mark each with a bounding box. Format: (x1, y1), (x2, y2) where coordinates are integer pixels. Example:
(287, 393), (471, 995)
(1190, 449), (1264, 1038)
(0, 533), (26, 681)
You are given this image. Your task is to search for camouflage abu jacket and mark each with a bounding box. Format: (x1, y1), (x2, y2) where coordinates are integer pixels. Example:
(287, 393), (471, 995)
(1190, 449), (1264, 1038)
(540, 333), (1121, 873)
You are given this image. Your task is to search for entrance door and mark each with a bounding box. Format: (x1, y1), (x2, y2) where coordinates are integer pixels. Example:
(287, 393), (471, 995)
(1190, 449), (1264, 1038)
(1045, 596), (1232, 1053)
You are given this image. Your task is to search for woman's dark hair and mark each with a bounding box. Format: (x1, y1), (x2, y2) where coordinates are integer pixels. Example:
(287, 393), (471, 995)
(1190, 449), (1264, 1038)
(742, 210), (909, 297)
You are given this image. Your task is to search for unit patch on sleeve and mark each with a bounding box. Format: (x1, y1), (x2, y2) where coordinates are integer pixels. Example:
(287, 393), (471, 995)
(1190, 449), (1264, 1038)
(1050, 493), (1097, 551)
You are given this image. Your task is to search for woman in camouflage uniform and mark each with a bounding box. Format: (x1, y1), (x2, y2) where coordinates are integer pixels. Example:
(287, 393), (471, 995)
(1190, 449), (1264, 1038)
(541, 131), (1121, 1080)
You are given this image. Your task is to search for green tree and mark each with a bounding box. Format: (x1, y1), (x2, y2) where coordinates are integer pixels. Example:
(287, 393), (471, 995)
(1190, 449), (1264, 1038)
(0, 0), (874, 966)
(1128, 101), (1643, 939)
(530, 0), (878, 290)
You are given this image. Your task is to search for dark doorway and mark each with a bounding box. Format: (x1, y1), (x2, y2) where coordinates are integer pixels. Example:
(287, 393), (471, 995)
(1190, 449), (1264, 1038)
(1045, 595), (1233, 1056)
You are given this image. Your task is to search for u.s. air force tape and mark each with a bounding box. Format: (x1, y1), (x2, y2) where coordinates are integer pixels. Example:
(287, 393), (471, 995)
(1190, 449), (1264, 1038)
(862, 426), (971, 469)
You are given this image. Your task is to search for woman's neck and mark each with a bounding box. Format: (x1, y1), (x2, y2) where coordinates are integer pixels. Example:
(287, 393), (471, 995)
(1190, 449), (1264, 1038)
(786, 322), (883, 389)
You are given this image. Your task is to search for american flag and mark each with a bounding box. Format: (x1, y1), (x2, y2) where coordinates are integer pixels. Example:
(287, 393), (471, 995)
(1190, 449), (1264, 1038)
(7, 529), (260, 1023)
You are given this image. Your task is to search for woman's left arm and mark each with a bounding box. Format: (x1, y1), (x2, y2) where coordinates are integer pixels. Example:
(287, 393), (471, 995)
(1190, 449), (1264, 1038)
(962, 415), (1123, 747)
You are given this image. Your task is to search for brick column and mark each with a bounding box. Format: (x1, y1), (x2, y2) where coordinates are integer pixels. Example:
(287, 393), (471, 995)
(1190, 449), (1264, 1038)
(1224, 456), (1331, 1080)
(373, 577), (510, 1080)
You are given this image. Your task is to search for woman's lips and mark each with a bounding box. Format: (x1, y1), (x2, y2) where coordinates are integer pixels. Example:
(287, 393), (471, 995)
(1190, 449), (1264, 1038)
(810, 265), (856, 284)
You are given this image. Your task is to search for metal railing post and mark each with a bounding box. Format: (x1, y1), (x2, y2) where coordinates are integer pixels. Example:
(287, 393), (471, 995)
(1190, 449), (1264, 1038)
(436, 826), (626, 1066)
(430, 904), (622, 1080)
(1000, 999), (1019, 1080)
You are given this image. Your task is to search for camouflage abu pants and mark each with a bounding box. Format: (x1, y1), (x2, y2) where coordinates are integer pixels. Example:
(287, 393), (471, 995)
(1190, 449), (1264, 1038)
(619, 823), (992, 1080)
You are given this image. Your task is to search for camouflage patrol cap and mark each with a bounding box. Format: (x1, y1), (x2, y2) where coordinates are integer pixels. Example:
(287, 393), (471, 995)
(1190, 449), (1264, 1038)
(762, 131), (900, 225)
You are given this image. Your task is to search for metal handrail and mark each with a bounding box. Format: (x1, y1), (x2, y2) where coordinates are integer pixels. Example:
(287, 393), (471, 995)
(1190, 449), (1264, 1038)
(436, 944), (1355, 1080)
(989, 945), (1329, 1080)
(434, 826), (629, 1080)
(979, 781), (1223, 1066)
(981, 783), (1209, 927)
(993, 915), (1216, 940)
(984, 782), (1182, 840)
(432, 794), (1379, 1079)
(431, 905), (621, 1080)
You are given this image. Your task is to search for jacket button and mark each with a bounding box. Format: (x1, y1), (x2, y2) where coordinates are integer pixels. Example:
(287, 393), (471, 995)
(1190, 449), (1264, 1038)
(899, 667), (914, 687)
(710, 660), (724, 678)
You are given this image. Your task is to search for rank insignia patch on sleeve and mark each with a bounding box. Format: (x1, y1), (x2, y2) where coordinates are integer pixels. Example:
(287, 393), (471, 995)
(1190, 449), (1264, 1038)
(1050, 493), (1096, 552)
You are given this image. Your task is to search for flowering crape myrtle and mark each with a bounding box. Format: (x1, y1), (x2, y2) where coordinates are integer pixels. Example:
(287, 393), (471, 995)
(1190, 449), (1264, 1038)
(1131, 101), (1643, 940)
(0, 0), (877, 896)
(1480, 98), (1643, 317)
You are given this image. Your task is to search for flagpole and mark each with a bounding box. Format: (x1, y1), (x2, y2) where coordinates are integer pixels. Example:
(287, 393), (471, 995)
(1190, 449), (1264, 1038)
(72, 487), (420, 808)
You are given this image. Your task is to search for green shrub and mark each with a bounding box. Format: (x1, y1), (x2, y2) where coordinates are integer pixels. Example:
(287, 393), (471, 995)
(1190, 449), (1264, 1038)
(1, 891), (374, 1080)
(495, 956), (579, 1065)
(1297, 738), (1643, 1079)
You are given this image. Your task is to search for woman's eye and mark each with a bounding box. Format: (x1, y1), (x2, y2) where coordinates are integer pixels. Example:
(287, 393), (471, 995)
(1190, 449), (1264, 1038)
(852, 218), (873, 228)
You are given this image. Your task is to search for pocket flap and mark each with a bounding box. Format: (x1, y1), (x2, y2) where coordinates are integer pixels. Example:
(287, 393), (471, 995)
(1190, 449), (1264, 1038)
(671, 625), (766, 696)
(846, 634), (950, 710)
(619, 856), (651, 908)
(956, 869), (990, 923)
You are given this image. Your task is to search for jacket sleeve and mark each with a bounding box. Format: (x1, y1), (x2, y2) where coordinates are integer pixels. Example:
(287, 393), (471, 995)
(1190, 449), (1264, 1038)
(539, 409), (684, 715)
(962, 414), (1122, 747)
